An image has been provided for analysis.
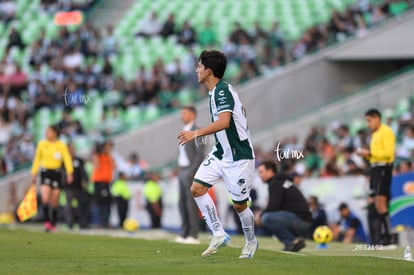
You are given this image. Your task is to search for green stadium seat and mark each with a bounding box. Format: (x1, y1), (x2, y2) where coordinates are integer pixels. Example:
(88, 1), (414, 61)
(143, 105), (162, 123)
(395, 98), (410, 117)
(124, 106), (144, 130)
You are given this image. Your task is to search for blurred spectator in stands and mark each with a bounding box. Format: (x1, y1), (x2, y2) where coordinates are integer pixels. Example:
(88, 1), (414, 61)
(8, 65), (28, 98)
(303, 144), (323, 176)
(0, 0), (16, 24)
(345, 159), (365, 175)
(354, 128), (370, 149)
(124, 152), (145, 180)
(250, 21), (268, 44)
(34, 84), (54, 110)
(395, 159), (413, 174)
(4, 138), (19, 171)
(102, 26), (117, 58)
(234, 60), (258, 84)
(7, 27), (24, 50)
(230, 22), (250, 45)
(105, 107), (124, 135)
(308, 26), (326, 50)
(368, 4), (387, 26)
(308, 196), (327, 238)
(63, 46), (85, 70)
(336, 124), (354, 150)
(389, 0), (409, 16)
(57, 109), (73, 134)
(222, 38), (238, 63)
(178, 21), (196, 46)
(144, 171), (163, 229)
(198, 20), (216, 47)
(237, 36), (259, 70)
(329, 10), (352, 41)
(137, 12), (162, 38)
(355, 14), (369, 37)
(0, 115), (11, 146)
(18, 134), (35, 163)
(267, 21), (285, 66)
(332, 202), (368, 243)
(290, 34), (308, 60)
(397, 126), (414, 159)
(341, 146), (366, 174)
(160, 13), (176, 38)
(181, 46), (198, 89)
(320, 158), (341, 177)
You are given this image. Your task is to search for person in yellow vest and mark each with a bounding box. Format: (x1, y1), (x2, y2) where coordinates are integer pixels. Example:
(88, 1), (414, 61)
(111, 172), (132, 228)
(357, 109), (396, 247)
(31, 124), (73, 232)
(143, 172), (163, 229)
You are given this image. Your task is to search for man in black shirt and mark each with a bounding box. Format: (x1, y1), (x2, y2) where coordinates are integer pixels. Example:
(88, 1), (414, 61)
(257, 161), (311, 252)
(64, 142), (90, 229)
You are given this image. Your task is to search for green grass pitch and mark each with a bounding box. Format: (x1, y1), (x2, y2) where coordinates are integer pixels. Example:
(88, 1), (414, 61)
(0, 226), (413, 275)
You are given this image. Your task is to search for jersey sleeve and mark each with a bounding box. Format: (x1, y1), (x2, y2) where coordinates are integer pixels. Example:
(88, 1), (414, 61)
(31, 141), (43, 175)
(215, 88), (234, 114)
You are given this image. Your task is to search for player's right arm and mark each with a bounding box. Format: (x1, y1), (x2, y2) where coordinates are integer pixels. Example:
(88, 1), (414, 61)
(178, 112), (231, 145)
(31, 141), (43, 184)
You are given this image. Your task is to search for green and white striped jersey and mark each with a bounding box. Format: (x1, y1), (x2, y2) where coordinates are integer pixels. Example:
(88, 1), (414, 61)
(208, 80), (255, 161)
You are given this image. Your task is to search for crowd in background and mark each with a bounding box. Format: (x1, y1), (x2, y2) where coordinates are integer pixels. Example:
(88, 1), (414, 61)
(1, 0), (413, 177)
(254, 105), (414, 178)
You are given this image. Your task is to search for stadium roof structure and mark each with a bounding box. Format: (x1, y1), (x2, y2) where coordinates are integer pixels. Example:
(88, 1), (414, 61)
(327, 10), (414, 61)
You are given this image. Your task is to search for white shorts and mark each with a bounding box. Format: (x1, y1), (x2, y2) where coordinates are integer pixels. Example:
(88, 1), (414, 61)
(194, 154), (255, 203)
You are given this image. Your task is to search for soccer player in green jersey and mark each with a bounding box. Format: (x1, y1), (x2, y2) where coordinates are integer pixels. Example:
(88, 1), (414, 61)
(178, 50), (257, 258)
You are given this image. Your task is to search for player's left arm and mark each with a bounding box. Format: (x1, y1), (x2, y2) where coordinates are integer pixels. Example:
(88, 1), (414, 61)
(178, 112), (231, 145)
(343, 218), (359, 243)
(61, 142), (74, 184)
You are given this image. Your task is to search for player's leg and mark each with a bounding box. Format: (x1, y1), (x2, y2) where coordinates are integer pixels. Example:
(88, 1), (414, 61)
(177, 168), (190, 240)
(191, 155), (226, 237)
(191, 155), (230, 257)
(64, 188), (75, 229)
(40, 183), (52, 231)
(50, 187), (60, 231)
(369, 166), (382, 244)
(375, 165), (393, 246)
(224, 159), (258, 258)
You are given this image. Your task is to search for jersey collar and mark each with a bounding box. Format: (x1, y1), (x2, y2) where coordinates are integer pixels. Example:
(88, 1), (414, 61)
(208, 79), (222, 96)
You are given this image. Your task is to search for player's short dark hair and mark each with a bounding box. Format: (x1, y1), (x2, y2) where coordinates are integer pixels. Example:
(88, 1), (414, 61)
(198, 50), (227, 79)
(365, 109), (382, 119)
(259, 161), (277, 173)
(49, 124), (61, 137)
(181, 105), (197, 116)
(338, 202), (348, 210)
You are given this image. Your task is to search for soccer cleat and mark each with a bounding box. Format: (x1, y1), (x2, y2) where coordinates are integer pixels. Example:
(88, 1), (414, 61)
(183, 236), (201, 245)
(174, 236), (186, 244)
(201, 235), (231, 257)
(49, 224), (57, 233)
(286, 237), (306, 252)
(44, 221), (52, 232)
(239, 241), (259, 259)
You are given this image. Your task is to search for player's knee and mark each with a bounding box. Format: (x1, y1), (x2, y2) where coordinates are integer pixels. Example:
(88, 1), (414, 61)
(375, 196), (388, 213)
(190, 183), (208, 197)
